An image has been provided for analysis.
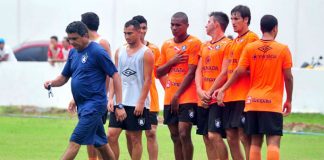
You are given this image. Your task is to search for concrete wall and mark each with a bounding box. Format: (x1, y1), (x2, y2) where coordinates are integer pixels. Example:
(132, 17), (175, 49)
(0, 62), (323, 113)
(1, 0), (324, 66)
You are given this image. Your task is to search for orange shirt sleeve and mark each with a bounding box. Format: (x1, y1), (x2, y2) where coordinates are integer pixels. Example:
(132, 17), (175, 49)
(198, 42), (205, 57)
(248, 34), (259, 43)
(222, 41), (232, 61)
(156, 42), (167, 67)
(188, 39), (201, 65)
(151, 45), (161, 78)
(238, 44), (251, 68)
(282, 46), (293, 69)
(224, 41), (232, 60)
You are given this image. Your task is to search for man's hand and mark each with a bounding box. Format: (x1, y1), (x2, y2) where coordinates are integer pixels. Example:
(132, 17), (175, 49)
(169, 52), (189, 65)
(215, 88), (225, 107)
(282, 101), (292, 116)
(197, 89), (211, 106)
(134, 101), (145, 116)
(115, 108), (127, 122)
(44, 80), (52, 90)
(67, 99), (77, 114)
(171, 93), (180, 114)
(107, 100), (114, 112)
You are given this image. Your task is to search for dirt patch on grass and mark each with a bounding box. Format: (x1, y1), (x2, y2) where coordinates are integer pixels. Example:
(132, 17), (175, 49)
(0, 106), (66, 115)
(284, 122), (324, 133)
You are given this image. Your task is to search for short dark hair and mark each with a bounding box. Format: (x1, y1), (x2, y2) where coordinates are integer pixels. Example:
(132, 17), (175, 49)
(124, 20), (141, 30)
(65, 21), (88, 36)
(209, 12), (229, 32)
(50, 36), (58, 42)
(132, 15), (147, 25)
(231, 5), (251, 25)
(260, 15), (278, 33)
(172, 12), (188, 24)
(81, 12), (100, 31)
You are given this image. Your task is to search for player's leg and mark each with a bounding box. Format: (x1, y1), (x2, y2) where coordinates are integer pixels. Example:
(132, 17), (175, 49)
(168, 124), (183, 160)
(262, 112), (283, 160)
(145, 124), (158, 160)
(94, 111), (109, 160)
(196, 106), (217, 159)
(128, 130), (143, 160)
(202, 134), (218, 160)
(266, 135), (281, 160)
(94, 120), (115, 160)
(123, 106), (151, 160)
(107, 128), (122, 159)
(226, 128), (243, 160)
(87, 145), (98, 160)
(249, 135), (263, 160)
(125, 131), (133, 157)
(65, 111), (101, 160)
(107, 109), (123, 160)
(232, 101), (251, 160)
(164, 105), (183, 160)
(96, 144), (115, 160)
(208, 104), (228, 160)
(61, 142), (81, 160)
(239, 127), (251, 160)
(179, 121), (193, 160)
(178, 104), (196, 160)
(223, 102), (244, 160)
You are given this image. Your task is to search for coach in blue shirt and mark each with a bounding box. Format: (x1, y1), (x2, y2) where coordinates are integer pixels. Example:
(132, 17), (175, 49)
(44, 21), (126, 160)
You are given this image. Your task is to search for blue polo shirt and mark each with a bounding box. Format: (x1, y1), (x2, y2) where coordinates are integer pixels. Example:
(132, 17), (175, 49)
(62, 42), (117, 115)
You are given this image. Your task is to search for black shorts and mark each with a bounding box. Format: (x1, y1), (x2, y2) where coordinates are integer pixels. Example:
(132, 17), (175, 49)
(149, 111), (159, 125)
(109, 106), (151, 131)
(245, 111), (283, 136)
(223, 101), (246, 129)
(196, 104), (226, 138)
(163, 103), (197, 125)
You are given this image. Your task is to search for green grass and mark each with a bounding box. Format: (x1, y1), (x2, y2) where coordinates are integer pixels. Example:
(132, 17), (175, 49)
(0, 113), (324, 160)
(284, 113), (324, 125)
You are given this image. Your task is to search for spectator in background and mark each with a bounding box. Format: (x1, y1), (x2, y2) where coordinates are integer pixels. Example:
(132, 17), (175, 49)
(48, 35), (64, 65)
(81, 12), (112, 57)
(0, 38), (17, 62)
(62, 37), (72, 60)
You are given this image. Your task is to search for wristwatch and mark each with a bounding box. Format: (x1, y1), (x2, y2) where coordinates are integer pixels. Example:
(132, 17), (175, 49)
(116, 103), (124, 109)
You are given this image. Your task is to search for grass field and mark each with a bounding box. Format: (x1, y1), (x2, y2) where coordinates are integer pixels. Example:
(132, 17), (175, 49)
(0, 108), (324, 159)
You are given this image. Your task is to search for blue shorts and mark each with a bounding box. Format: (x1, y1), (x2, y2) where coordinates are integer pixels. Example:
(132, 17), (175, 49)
(70, 111), (107, 147)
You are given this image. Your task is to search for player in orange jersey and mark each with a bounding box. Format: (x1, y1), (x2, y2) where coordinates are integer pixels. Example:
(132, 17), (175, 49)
(216, 14), (293, 160)
(212, 5), (259, 160)
(156, 12), (201, 160)
(124, 15), (166, 160)
(195, 11), (231, 160)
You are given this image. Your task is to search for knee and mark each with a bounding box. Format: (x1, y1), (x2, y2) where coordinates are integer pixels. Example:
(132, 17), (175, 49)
(108, 131), (119, 143)
(68, 142), (80, 153)
(170, 133), (180, 143)
(226, 134), (239, 145)
(208, 133), (222, 143)
(146, 130), (156, 141)
(239, 134), (250, 144)
(129, 134), (142, 145)
(179, 129), (190, 141)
